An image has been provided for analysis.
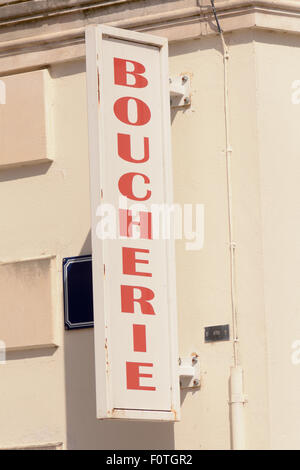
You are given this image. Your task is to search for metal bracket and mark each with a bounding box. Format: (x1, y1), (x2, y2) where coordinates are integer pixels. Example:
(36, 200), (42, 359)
(179, 353), (200, 389)
(169, 75), (191, 108)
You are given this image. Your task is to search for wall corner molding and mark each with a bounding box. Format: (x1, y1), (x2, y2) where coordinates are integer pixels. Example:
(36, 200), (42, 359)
(0, 0), (300, 74)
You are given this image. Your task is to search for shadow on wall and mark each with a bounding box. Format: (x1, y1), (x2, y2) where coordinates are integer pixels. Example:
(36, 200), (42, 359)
(64, 330), (175, 450)
(0, 161), (52, 183)
(63, 231), (175, 450)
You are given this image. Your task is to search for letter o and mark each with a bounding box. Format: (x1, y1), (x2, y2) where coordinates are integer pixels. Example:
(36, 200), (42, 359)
(114, 97), (151, 126)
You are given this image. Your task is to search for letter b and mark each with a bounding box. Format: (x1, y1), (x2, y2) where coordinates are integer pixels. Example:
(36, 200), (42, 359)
(114, 58), (148, 88)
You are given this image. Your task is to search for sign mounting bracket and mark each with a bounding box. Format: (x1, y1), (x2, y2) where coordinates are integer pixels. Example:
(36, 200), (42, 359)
(179, 353), (201, 389)
(169, 74), (191, 108)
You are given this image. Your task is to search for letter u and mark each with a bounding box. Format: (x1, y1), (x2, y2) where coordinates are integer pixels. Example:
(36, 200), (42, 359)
(117, 133), (149, 163)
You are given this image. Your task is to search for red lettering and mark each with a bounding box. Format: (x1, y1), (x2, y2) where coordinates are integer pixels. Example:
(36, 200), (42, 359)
(122, 247), (152, 277)
(133, 324), (147, 352)
(121, 285), (155, 315)
(114, 97), (151, 126)
(126, 362), (156, 390)
(119, 209), (152, 239)
(118, 172), (151, 201)
(114, 58), (148, 88)
(117, 133), (149, 164)
(114, 57), (156, 379)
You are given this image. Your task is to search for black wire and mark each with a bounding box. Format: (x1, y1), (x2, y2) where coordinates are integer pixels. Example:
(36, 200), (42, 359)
(210, 0), (223, 34)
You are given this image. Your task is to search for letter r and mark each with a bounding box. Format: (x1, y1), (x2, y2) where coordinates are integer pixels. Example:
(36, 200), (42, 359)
(121, 285), (155, 315)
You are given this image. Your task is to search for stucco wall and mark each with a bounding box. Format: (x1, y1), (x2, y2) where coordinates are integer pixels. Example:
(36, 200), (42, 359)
(1, 1), (300, 450)
(254, 30), (300, 450)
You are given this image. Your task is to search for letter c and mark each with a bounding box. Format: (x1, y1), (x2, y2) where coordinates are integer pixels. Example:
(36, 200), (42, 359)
(118, 172), (151, 201)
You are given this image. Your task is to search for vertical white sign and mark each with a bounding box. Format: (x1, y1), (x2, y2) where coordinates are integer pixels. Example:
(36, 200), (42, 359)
(86, 25), (180, 421)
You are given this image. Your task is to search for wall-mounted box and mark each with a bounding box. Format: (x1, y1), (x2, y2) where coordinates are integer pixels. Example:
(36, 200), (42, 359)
(205, 324), (230, 343)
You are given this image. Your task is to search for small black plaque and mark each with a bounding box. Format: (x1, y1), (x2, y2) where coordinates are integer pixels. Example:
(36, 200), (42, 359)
(63, 255), (94, 330)
(205, 324), (230, 343)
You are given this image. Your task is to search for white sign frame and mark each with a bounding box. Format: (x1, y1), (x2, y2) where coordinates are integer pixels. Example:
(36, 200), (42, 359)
(85, 24), (180, 421)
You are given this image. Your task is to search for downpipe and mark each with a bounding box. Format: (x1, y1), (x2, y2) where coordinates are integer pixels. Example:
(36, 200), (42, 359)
(230, 366), (246, 450)
(210, 0), (247, 450)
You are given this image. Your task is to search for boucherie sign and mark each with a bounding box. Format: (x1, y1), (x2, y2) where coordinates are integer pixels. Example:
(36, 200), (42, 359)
(86, 25), (180, 421)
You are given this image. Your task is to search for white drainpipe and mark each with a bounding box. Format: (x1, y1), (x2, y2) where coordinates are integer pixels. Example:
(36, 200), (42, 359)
(230, 366), (247, 450)
(210, 0), (247, 450)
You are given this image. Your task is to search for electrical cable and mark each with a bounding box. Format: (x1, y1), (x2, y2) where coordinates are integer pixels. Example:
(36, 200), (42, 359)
(210, 0), (239, 367)
(210, 0), (223, 34)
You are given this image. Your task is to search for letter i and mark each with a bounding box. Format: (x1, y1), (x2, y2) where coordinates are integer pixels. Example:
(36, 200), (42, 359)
(133, 324), (147, 352)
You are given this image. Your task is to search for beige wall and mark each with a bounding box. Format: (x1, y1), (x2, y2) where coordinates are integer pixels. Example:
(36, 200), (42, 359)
(169, 30), (271, 450)
(255, 30), (300, 450)
(1, 0), (300, 451)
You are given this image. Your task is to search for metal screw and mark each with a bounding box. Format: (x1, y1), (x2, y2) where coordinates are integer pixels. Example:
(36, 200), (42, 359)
(182, 75), (188, 83)
(184, 97), (190, 105)
(193, 379), (200, 387)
